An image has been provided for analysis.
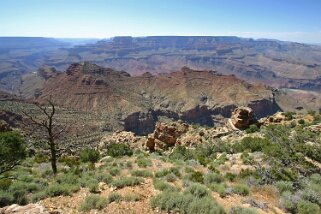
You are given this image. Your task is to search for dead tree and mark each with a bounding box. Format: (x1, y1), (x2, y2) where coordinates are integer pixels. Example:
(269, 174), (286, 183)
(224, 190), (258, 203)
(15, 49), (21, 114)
(22, 98), (66, 174)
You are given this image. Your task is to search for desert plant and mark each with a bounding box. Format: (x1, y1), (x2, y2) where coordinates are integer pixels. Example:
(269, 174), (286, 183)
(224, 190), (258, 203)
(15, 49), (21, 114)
(233, 184), (250, 196)
(106, 143), (133, 157)
(297, 200), (320, 214)
(0, 132), (26, 175)
(184, 183), (210, 198)
(79, 194), (108, 212)
(107, 192), (122, 203)
(80, 149), (100, 163)
(111, 177), (143, 189)
(229, 206), (259, 214)
(131, 169), (153, 178)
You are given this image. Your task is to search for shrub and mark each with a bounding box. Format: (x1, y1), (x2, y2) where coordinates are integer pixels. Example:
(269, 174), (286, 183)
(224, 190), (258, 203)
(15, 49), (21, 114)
(169, 145), (194, 160)
(204, 173), (224, 185)
(229, 206), (259, 214)
(79, 195), (108, 212)
(131, 169), (153, 178)
(111, 177), (143, 189)
(31, 191), (48, 202)
(225, 173), (237, 182)
(34, 153), (49, 163)
(59, 156), (80, 167)
(209, 183), (227, 197)
(95, 173), (113, 184)
(136, 156), (152, 168)
(123, 193), (141, 202)
(184, 184), (210, 198)
(187, 196), (225, 214)
(106, 143), (133, 157)
(155, 167), (180, 178)
(80, 149), (100, 163)
(46, 183), (80, 197)
(184, 170), (204, 183)
(107, 192), (122, 203)
(298, 119), (305, 125)
(0, 179), (12, 190)
(55, 173), (80, 185)
(297, 200), (321, 214)
(233, 184), (250, 196)
(153, 179), (178, 192)
(166, 173), (177, 182)
(284, 112), (295, 120)
(246, 124), (259, 133)
(276, 181), (294, 194)
(87, 180), (99, 193)
(150, 191), (225, 214)
(0, 132), (26, 174)
(233, 137), (270, 153)
(241, 152), (254, 165)
(0, 190), (13, 207)
(109, 167), (121, 176)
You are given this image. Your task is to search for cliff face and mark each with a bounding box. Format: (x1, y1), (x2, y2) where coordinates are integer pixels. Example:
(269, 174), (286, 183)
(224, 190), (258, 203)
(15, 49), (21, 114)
(38, 62), (280, 135)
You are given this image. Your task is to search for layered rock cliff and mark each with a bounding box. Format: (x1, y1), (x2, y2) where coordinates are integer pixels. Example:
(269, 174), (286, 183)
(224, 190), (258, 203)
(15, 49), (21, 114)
(38, 62), (280, 135)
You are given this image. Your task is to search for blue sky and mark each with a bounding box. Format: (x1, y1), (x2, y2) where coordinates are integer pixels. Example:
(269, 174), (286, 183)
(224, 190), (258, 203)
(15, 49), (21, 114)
(0, 0), (320, 43)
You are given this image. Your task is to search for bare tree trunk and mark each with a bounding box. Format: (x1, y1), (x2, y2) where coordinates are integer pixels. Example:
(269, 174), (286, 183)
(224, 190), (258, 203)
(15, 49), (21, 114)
(49, 140), (57, 174)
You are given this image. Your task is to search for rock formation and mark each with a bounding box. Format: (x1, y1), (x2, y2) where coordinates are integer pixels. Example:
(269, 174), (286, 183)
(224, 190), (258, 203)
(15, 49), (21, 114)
(36, 62), (280, 135)
(0, 203), (48, 214)
(146, 122), (190, 151)
(227, 107), (257, 130)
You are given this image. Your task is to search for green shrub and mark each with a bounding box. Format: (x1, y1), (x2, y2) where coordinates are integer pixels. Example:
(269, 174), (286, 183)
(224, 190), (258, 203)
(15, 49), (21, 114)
(225, 173), (237, 182)
(233, 184), (250, 196)
(204, 173), (224, 185)
(165, 173), (177, 182)
(153, 179), (178, 192)
(150, 191), (225, 214)
(95, 173), (113, 184)
(34, 153), (49, 163)
(111, 177), (143, 189)
(276, 181), (294, 194)
(155, 167), (181, 178)
(233, 137), (270, 153)
(184, 184), (210, 198)
(107, 192), (122, 203)
(284, 112), (295, 120)
(109, 167), (121, 176)
(46, 183), (80, 197)
(169, 145), (194, 160)
(123, 193), (141, 202)
(229, 206), (259, 214)
(0, 131), (26, 174)
(136, 156), (152, 168)
(0, 190), (13, 207)
(31, 191), (48, 202)
(246, 124), (260, 133)
(79, 195), (108, 212)
(55, 173), (80, 185)
(241, 152), (254, 165)
(87, 180), (99, 193)
(59, 156), (80, 167)
(0, 179), (12, 190)
(187, 196), (225, 214)
(298, 119), (305, 125)
(184, 170), (204, 183)
(297, 200), (321, 214)
(209, 183), (227, 197)
(80, 149), (100, 163)
(131, 169), (153, 178)
(106, 143), (133, 157)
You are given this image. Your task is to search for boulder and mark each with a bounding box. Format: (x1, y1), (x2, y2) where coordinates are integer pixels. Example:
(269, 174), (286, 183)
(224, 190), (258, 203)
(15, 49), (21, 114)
(146, 122), (189, 151)
(0, 203), (48, 214)
(228, 107), (257, 130)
